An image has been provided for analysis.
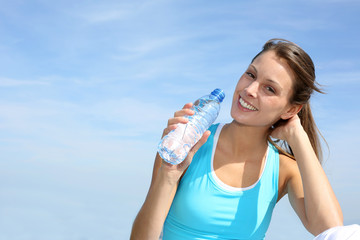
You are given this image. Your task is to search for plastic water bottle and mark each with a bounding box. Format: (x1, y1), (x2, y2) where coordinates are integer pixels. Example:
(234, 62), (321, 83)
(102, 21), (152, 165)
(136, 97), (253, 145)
(158, 88), (225, 165)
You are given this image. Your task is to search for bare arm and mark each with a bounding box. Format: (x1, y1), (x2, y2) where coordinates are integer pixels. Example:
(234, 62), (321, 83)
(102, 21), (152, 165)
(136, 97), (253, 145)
(130, 158), (179, 240)
(272, 115), (343, 236)
(130, 103), (210, 240)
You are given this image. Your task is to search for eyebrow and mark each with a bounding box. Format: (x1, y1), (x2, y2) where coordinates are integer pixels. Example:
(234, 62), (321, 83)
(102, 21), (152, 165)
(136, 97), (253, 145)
(249, 64), (283, 91)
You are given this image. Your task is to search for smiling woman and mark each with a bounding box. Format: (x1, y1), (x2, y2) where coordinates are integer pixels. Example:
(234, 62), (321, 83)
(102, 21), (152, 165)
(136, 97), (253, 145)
(130, 39), (358, 240)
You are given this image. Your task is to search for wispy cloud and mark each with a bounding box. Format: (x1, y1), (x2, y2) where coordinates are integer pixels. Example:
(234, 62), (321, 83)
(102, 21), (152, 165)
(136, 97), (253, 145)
(87, 97), (170, 134)
(0, 77), (49, 87)
(320, 71), (360, 85)
(77, 8), (130, 23)
(275, 18), (331, 31)
(66, 0), (167, 24)
(113, 35), (190, 61)
(1, 1), (359, 239)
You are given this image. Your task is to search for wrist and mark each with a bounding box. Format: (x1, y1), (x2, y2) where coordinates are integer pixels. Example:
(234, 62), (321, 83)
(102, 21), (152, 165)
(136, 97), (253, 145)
(285, 125), (307, 147)
(158, 164), (181, 187)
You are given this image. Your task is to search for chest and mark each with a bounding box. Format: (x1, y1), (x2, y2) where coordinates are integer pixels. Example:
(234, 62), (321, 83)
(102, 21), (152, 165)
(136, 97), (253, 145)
(165, 126), (280, 239)
(213, 154), (288, 202)
(212, 144), (267, 190)
(167, 145), (277, 239)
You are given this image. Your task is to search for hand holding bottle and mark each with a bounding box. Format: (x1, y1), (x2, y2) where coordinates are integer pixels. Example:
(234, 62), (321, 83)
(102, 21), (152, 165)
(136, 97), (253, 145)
(158, 89), (224, 165)
(158, 102), (210, 184)
(161, 102), (195, 138)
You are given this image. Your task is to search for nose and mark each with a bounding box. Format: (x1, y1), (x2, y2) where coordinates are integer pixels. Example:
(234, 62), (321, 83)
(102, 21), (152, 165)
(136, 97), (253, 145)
(244, 81), (259, 98)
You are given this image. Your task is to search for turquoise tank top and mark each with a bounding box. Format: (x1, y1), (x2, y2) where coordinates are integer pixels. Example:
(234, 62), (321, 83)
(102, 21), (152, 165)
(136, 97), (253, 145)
(163, 123), (279, 240)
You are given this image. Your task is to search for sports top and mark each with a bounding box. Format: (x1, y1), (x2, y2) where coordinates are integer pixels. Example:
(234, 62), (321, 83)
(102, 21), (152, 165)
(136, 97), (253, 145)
(162, 123), (279, 240)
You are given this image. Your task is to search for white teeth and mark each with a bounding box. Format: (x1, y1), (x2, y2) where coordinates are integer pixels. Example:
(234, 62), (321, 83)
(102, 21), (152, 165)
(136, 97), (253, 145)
(239, 97), (258, 111)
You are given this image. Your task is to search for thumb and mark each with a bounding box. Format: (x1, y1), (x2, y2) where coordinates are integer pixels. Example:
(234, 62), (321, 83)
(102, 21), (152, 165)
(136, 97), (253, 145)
(191, 130), (211, 155)
(182, 130), (211, 166)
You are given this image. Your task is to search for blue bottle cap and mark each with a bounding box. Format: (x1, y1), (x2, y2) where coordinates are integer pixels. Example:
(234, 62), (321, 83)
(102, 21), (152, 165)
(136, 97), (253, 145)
(211, 88), (225, 102)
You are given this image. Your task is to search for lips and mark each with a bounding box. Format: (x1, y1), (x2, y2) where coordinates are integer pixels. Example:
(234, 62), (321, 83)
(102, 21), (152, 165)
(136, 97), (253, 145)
(239, 97), (258, 111)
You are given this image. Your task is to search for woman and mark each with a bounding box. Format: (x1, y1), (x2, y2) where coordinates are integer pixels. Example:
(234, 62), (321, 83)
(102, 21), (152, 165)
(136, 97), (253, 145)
(130, 39), (348, 239)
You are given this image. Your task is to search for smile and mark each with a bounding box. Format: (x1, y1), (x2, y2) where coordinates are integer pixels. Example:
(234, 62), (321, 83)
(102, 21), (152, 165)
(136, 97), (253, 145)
(239, 97), (258, 111)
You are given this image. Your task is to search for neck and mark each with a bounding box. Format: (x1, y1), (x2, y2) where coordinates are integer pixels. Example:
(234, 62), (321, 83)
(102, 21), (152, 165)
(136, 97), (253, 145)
(220, 121), (270, 161)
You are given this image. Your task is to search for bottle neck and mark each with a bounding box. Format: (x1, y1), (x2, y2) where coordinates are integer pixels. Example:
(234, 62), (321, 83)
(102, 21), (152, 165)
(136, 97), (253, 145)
(210, 94), (221, 103)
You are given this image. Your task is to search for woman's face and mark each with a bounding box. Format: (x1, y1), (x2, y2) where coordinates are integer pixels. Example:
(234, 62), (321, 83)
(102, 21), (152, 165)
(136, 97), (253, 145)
(230, 50), (296, 128)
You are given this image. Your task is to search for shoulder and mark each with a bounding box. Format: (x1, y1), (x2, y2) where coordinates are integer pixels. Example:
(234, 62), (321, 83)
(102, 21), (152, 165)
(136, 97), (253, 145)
(278, 153), (301, 201)
(279, 153), (298, 174)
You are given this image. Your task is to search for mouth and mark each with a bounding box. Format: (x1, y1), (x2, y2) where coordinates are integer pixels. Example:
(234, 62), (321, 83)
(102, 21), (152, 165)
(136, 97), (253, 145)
(239, 97), (258, 111)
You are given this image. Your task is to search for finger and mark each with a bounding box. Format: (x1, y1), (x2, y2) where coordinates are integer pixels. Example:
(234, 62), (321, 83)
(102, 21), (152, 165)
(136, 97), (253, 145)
(182, 102), (193, 109)
(174, 108), (194, 118)
(173, 102), (193, 117)
(163, 117), (189, 137)
(167, 116), (189, 127)
(162, 123), (180, 136)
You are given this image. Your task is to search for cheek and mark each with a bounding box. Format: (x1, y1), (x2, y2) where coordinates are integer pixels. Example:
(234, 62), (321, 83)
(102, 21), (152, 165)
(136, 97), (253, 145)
(231, 86), (240, 105)
(264, 99), (289, 119)
(230, 98), (238, 119)
(235, 75), (247, 89)
(232, 77), (246, 98)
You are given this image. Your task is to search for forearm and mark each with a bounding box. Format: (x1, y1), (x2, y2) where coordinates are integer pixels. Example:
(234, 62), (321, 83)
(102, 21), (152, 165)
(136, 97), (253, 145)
(288, 128), (343, 233)
(130, 169), (177, 240)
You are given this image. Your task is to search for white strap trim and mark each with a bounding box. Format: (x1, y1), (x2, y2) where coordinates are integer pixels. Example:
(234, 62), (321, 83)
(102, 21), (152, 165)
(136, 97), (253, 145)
(210, 123), (269, 192)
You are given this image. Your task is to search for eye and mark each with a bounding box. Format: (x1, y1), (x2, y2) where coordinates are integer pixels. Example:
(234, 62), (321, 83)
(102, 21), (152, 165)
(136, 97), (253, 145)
(265, 86), (276, 93)
(246, 72), (256, 79)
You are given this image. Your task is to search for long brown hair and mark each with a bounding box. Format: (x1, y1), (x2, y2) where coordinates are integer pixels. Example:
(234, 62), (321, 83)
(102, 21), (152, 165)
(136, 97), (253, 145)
(252, 39), (325, 163)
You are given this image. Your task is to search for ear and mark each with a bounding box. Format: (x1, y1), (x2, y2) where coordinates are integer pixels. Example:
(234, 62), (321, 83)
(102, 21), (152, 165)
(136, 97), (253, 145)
(280, 104), (302, 120)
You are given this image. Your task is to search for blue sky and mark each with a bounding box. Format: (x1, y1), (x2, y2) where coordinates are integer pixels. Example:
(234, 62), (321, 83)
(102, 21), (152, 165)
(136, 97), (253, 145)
(0, 0), (359, 239)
